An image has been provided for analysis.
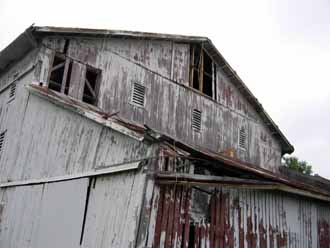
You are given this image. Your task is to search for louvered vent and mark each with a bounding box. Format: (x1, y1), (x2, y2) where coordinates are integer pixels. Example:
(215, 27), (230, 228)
(9, 83), (16, 101)
(192, 109), (202, 132)
(131, 82), (146, 107)
(239, 127), (247, 149)
(0, 131), (6, 155)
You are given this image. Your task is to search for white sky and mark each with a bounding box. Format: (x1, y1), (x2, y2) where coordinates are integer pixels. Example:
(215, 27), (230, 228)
(1, 0), (329, 178)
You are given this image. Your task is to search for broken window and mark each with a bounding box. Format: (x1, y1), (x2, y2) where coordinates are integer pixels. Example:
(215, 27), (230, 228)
(190, 45), (217, 99)
(48, 54), (72, 94)
(48, 53), (101, 106)
(82, 68), (100, 105)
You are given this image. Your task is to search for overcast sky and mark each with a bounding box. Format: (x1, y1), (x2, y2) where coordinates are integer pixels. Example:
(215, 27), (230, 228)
(1, 0), (329, 178)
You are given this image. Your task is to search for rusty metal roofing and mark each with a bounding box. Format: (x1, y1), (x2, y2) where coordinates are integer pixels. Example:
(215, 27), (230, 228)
(0, 25), (294, 155)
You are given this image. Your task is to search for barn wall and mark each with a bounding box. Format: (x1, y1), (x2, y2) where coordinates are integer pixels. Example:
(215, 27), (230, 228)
(0, 79), (151, 183)
(0, 178), (89, 248)
(0, 170), (147, 248)
(147, 184), (330, 248)
(39, 36), (281, 172)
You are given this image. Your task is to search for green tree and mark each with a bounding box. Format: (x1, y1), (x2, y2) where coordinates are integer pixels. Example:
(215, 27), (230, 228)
(282, 156), (313, 175)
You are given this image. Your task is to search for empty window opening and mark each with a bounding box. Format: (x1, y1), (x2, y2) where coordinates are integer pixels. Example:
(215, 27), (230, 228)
(8, 83), (16, 101)
(64, 62), (73, 95)
(0, 131), (6, 156)
(239, 127), (247, 149)
(82, 68), (100, 105)
(203, 52), (213, 97)
(192, 109), (202, 132)
(131, 82), (146, 107)
(49, 54), (72, 94)
(190, 45), (216, 99)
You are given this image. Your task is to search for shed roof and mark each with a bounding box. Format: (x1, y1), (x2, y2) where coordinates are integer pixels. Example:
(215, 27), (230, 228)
(0, 25), (294, 154)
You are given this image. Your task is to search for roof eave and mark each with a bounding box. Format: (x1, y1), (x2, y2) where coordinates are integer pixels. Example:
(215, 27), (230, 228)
(32, 25), (209, 43)
(0, 26), (37, 74)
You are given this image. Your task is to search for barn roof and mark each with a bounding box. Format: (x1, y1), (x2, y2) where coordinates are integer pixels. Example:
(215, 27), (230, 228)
(0, 25), (294, 154)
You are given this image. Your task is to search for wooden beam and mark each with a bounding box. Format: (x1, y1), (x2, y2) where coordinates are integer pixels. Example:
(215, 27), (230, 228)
(50, 61), (65, 72)
(61, 58), (71, 93)
(199, 49), (204, 92)
(84, 78), (97, 98)
(0, 161), (142, 188)
(189, 45), (195, 87)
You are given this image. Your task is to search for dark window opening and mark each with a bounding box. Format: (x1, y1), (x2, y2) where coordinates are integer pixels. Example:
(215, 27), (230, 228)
(48, 54), (73, 95)
(64, 62), (73, 95)
(48, 53), (101, 106)
(190, 45), (216, 99)
(82, 68), (100, 105)
(49, 55), (66, 92)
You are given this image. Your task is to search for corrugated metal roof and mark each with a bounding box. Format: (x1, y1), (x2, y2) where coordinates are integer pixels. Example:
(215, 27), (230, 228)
(0, 25), (294, 155)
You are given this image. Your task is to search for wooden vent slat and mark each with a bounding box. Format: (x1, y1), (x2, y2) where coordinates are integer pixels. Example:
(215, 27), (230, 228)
(192, 109), (202, 132)
(8, 83), (16, 101)
(239, 127), (246, 149)
(131, 82), (146, 107)
(0, 131), (6, 154)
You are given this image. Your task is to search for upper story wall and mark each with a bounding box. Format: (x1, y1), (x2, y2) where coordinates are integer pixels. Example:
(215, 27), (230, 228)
(38, 36), (282, 172)
(0, 66), (151, 183)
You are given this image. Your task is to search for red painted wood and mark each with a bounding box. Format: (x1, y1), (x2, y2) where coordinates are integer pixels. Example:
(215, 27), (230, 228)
(172, 185), (182, 247)
(183, 187), (191, 248)
(160, 186), (171, 246)
(153, 186), (165, 248)
(165, 186), (176, 248)
(177, 186), (186, 248)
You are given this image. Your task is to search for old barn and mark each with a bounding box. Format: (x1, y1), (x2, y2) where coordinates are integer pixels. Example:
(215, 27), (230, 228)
(0, 25), (329, 247)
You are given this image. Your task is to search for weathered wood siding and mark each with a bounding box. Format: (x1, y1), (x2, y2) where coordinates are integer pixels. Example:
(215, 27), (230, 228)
(0, 171), (147, 248)
(0, 178), (89, 248)
(0, 81), (150, 182)
(0, 55), (153, 247)
(82, 171), (147, 247)
(147, 184), (330, 248)
(40, 36), (281, 171)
